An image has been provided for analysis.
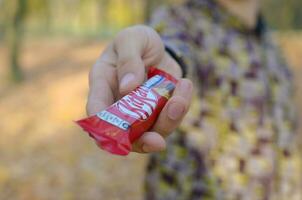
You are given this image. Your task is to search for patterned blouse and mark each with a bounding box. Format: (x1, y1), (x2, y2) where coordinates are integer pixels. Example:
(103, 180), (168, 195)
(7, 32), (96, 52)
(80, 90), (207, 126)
(145, 0), (302, 199)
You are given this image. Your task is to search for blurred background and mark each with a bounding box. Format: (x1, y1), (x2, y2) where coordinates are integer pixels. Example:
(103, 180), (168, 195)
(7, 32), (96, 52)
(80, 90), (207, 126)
(0, 0), (301, 199)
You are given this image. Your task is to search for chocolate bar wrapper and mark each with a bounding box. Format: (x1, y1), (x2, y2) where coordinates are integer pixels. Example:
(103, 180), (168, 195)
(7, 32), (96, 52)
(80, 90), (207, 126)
(76, 67), (177, 155)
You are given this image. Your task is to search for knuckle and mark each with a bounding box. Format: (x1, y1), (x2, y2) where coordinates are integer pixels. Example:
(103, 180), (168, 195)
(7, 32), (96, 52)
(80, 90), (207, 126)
(117, 57), (135, 71)
(114, 28), (132, 44)
(172, 96), (190, 114)
(158, 127), (172, 138)
(115, 25), (148, 40)
(133, 24), (155, 33)
(155, 117), (178, 137)
(115, 25), (160, 45)
(116, 56), (144, 75)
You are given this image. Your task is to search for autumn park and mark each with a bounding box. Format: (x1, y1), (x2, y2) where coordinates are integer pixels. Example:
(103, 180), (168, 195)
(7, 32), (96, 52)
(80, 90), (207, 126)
(0, 0), (302, 199)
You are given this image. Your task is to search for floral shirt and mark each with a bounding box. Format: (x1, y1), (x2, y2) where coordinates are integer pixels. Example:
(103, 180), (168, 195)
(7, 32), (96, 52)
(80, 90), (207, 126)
(145, 0), (302, 199)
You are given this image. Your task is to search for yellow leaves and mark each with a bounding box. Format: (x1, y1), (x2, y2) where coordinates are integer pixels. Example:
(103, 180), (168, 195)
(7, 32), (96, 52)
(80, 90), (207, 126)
(0, 166), (10, 186)
(108, 0), (141, 28)
(46, 72), (87, 123)
(0, 40), (148, 199)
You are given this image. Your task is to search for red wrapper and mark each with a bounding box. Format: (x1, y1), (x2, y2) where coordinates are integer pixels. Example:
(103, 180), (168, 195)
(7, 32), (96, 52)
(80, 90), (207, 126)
(76, 67), (177, 155)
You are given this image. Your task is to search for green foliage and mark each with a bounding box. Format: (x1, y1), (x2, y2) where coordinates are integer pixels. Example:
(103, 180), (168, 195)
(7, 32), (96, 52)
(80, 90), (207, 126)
(5, 0), (27, 82)
(0, 0), (301, 40)
(263, 0), (302, 29)
(0, 0), (301, 83)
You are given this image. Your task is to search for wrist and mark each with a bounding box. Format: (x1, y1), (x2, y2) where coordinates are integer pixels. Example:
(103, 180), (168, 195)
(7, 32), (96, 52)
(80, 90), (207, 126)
(163, 52), (182, 78)
(165, 45), (187, 77)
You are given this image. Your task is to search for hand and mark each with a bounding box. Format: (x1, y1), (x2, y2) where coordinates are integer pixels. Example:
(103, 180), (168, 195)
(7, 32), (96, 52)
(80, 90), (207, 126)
(86, 25), (193, 153)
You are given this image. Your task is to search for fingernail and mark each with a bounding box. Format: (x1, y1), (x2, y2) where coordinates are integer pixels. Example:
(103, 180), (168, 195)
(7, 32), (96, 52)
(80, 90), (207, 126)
(142, 144), (154, 153)
(120, 73), (135, 90)
(167, 102), (185, 121)
(179, 80), (191, 95)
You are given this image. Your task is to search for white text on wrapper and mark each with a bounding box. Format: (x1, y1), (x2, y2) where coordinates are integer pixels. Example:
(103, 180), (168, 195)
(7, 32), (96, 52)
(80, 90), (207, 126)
(97, 110), (130, 131)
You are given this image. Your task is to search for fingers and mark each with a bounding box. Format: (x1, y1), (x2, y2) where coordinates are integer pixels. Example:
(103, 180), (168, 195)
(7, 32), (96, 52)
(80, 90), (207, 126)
(113, 25), (165, 95)
(152, 79), (193, 137)
(131, 79), (193, 153)
(86, 75), (115, 116)
(86, 25), (167, 116)
(86, 45), (118, 116)
(156, 52), (183, 79)
(132, 132), (166, 153)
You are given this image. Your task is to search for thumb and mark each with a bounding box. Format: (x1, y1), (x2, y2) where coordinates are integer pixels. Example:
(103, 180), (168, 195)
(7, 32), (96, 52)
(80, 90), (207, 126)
(113, 25), (165, 95)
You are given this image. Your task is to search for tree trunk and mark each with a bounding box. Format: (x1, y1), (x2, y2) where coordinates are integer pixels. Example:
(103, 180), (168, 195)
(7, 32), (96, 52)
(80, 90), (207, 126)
(6, 0), (26, 83)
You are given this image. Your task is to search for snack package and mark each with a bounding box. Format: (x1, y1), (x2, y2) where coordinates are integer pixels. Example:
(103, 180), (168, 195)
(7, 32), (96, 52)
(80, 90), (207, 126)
(76, 67), (177, 155)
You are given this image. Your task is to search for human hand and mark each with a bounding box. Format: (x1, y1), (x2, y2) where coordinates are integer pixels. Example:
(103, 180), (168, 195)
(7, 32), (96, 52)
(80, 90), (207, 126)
(86, 25), (193, 153)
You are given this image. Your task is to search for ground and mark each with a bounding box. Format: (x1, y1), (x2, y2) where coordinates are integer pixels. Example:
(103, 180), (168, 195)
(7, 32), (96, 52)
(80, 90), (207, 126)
(0, 33), (301, 200)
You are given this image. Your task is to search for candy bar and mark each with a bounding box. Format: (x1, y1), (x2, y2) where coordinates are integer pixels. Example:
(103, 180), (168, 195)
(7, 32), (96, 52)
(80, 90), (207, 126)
(76, 67), (177, 155)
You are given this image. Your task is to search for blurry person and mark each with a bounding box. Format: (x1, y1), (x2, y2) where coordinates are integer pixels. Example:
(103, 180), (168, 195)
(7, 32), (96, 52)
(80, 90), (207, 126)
(86, 0), (301, 199)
